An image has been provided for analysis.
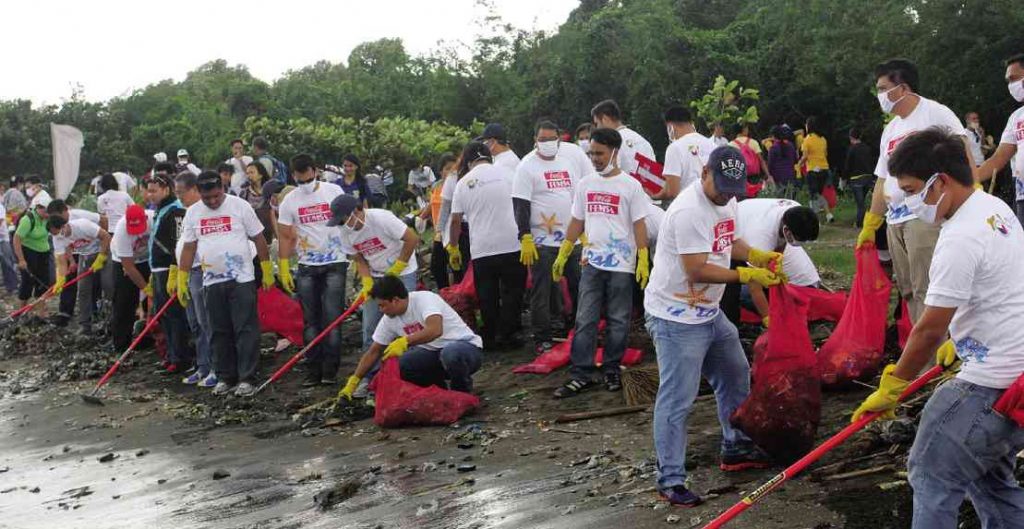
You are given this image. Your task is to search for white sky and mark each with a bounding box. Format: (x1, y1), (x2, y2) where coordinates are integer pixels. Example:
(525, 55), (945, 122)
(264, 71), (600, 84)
(3, 0), (579, 105)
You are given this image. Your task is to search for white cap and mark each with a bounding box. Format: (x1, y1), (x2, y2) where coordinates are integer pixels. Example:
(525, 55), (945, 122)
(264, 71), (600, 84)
(153, 152), (167, 163)
(177, 149), (189, 158)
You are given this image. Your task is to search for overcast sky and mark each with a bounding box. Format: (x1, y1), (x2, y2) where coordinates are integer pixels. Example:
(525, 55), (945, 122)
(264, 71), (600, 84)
(3, 0), (579, 105)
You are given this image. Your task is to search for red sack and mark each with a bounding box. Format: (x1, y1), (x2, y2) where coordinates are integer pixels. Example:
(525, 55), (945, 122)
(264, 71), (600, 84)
(822, 185), (837, 209)
(746, 181), (764, 199)
(731, 286), (821, 463)
(897, 300), (912, 349)
(817, 245), (892, 385)
(790, 285), (848, 322)
(440, 267), (478, 330)
(258, 287), (305, 346)
(371, 358), (480, 428)
(512, 327), (643, 375)
(993, 373), (1024, 427)
(740, 307), (762, 325)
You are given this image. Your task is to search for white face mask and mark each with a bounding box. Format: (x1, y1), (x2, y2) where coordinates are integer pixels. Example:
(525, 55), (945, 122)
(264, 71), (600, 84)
(877, 85), (907, 114)
(26, 187), (37, 198)
(537, 140), (559, 158)
(1009, 79), (1024, 103)
(297, 180), (316, 194)
(578, 139), (590, 153)
(905, 173), (946, 225)
(343, 213), (365, 232)
(666, 125), (675, 142)
(781, 226), (802, 248)
(597, 149), (619, 176)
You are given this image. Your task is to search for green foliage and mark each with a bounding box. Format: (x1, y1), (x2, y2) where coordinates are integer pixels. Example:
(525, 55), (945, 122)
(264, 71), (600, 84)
(690, 75), (760, 130)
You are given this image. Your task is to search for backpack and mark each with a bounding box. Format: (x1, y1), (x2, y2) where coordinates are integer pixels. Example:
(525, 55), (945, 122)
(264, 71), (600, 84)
(261, 154), (290, 185)
(736, 137), (762, 176)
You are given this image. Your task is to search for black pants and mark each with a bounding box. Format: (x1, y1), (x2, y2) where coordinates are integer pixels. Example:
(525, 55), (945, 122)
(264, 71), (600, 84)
(471, 251), (526, 347)
(58, 269), (77, 319)
(722, 259), (744, 326)
(111, 261), (149, 351)
(431, 241), (451, 290)
(152, 270), (193, 366)
(18, 248), (50, 301)
(205, 280), (260, 385)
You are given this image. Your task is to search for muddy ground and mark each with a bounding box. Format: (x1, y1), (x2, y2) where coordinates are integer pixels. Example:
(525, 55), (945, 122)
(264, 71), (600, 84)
(0, 296), (1005, 529)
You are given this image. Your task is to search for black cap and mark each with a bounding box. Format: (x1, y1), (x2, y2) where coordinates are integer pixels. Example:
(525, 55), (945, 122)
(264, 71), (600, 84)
(196, 170), (222, 190)
(262, 180), (285, 202)
(478, 123), (507, 142)
(326, 194), (361, 226)
(706, 146), (747, 197)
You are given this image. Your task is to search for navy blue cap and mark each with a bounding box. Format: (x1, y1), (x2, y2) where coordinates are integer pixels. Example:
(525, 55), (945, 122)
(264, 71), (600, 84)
(706, 146), (747, 197)
(327, 194), (361, 226)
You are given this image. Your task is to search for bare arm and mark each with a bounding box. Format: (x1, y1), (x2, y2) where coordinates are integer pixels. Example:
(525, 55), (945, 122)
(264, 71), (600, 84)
(252, 234), (270, 262)
(563, 217), (585, 245)
(398, 228), (419, 263)
(632, 218), (648, 251)
(178, 241), (197, 272)
(892, 306), (955, 380)
(748, 282), (770, 318)
(448, 212), (464, 247)
(121, 258), (148, 290)
(12, 234), (25, 267)
(277, 223), (297, 260)
(353, 253), (372, 279)
(974, 143), (1016, 184)
(97, 230), (111, 256)
(961, 136), (978, 179)
(868, 177), (887, 217)
(651, 175), (680, 200)
(353, 342), (386, 379)
(681, 253), (741, 284)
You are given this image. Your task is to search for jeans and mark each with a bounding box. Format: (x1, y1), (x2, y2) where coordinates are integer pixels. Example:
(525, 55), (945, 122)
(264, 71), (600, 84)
(472, 251), (527, 347)
(1015, 200), (1024, 228)
(887, 219), (940, 323)
(646, 312), (753, 489)
(58, 267), (77, 320)
(908, 378), (1024, 529)
(297, 262), (348, 378)
(569, 264), (633, 380)
(362, 273), (418, 349)
(399, 341), (483, 392)
(850, 175), (876, 228)
(69, 254), (101, 329)
(152, 269), (192, 366)
(0, 240), (18, 293)
(205, 280), (260, 385)
(185, 268), (213, 376)
(111, 261), (149, 351)
(530, 245), (581, 344)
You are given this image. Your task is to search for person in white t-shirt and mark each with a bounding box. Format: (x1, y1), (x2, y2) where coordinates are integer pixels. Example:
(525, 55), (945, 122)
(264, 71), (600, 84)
(113, 171), (138, 193)
(549, 128), (650, 398)
(513, 120), (586, 352)
(225, 139), (254, 195)
(710, 124), (730, 148)
(857, 58), (976, 324)
(277, 154), (348, 386)
(591, 99), (655, 178)
(25, 176), (52, 211)
(97, 174), (135, 236)
(644, 146), (784, 506)
(0, 202), (16, 293)
(975, 54), (1024, 224)
(336, 275), (484, 400)
(449, 141), (524, 350)
(178, 171), (275, 398)
(173, 171), (217, 388)
(662, 106), (717, 201)
(47, 215), (111, 333)
(852, 127), (1024, 528)
(109, 205), (152, 352)
(479, 123), (520, 173)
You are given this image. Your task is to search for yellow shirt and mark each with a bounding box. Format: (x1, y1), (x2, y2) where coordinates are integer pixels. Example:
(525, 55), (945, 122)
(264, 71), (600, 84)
(801, 133), (829, 171)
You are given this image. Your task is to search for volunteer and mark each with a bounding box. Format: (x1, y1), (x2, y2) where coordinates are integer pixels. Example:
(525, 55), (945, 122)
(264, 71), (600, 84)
(175, 149), (202, 176)
(12, 198), (51, 314)
(25, 176), (52, 211)
(591, 99), (655, 177)
(46, 199), (107, 326)
(436, 154), (471, 285)
(109, 205), (152, 352)
(974, 53), (1024, 224)
(147, 174), (191, 375)
(225, 139), (253, 194)
(425, 154), (457, 290)
(645, 146), (783, 507)
(852, 127), (1024, 527)
(174, 172), (217, 388)
(662, 106), (716, 201)
(0, 200), (17, 294)
(479, 123), (520, 173)
(47, 214), (110, 334)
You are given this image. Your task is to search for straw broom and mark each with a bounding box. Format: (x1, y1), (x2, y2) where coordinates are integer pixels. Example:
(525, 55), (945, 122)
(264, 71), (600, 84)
(622, 364), (660, 406)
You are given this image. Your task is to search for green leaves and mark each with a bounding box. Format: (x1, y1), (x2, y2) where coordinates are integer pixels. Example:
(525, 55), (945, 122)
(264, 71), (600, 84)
(690, 75), (761, 130)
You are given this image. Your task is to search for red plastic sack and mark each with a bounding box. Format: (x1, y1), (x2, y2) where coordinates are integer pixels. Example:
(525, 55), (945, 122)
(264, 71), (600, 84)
(731, 286), (821, 463)
(258, 287), (305, 346)
(746, 181), (764, 199)
(791, 285), (848, 322)
(512, 329), (643, 374)
(371, 358), (480, 428)
(817, 245), (892, 385)
(440, 267), (478, 330)
(897, 300), (912, 349)
(993, 373), (1024, 427)
(822, 185), (837, 209)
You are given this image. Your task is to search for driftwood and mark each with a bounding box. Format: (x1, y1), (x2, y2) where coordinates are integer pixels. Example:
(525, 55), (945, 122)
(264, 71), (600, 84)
(820, 464), (896, 482)
(553, 405), (650, 424)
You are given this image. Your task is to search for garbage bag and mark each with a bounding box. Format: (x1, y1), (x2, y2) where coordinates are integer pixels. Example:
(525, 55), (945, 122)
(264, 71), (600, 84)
(512, 327), (643, 374)
(896, 299), (912, 349)
(258, 287), (305, 346)
(370, 358), (480, 428)
(791, 285), (848, 323)
(822, 185), (838, 209)
(440, 267), (478, 330)
(817, 245), (892, 385)
(731, 285), (821, 464)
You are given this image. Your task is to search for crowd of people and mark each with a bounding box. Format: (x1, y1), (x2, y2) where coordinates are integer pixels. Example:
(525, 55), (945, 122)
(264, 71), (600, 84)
(2, 55), (1024, 527)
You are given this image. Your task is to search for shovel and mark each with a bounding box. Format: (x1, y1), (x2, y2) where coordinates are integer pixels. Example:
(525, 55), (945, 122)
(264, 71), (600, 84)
(81, 295), (177, 406)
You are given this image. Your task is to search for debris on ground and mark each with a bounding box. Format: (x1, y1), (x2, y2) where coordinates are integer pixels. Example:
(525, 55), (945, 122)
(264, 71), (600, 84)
(313, 479), (361, 510)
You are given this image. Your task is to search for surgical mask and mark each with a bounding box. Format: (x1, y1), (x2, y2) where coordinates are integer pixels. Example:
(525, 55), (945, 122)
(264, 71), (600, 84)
(905, 173), (946, 225)
(343, 214), (364, 232)
(782, 227), (802, 247)
(537, 140), (559, 158)
(597, 149), (619, 176)
(26, 187), (37, 198)
(1009, 79), (1024, 103)
(877, 85), (906, 114)
(578, 139), (590, 153)
(297, 180), (316, 194)
(666, 125), (675, 142)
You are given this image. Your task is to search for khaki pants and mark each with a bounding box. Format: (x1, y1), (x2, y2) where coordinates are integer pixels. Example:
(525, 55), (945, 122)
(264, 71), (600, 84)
(887, 219), (940, 324)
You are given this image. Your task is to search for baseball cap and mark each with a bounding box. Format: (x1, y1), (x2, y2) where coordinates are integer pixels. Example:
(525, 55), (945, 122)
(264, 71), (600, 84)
(261, 180), (285, 202)
(196, 171), (222, 191)
(177, 149), (189, 158)
(705, 146), (747, 198)
(125, 204), (148, 235)
(326, 194), (361, 226)
(153, 152), (168, 163)
(478, 123), (506, 142)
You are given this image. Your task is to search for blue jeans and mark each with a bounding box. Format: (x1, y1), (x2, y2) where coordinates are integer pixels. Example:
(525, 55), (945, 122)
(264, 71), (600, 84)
(908, 378), (1024, 529)
(152, 269), (192, 366)
(0, 240), (17, 293)
(185, 268), (212, 376)
(646, 312), (754, 489)
(569, 265), (633, 380)
(297, 262), (348, 377)
(361, 273), (417, 349)
(399, 341), (483, 392)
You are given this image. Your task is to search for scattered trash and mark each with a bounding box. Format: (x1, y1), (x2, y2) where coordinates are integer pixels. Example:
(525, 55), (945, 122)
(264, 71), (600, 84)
(212, 469), (231, 480)
(314, 480), (361, 510)
(98, 453), (117, 463)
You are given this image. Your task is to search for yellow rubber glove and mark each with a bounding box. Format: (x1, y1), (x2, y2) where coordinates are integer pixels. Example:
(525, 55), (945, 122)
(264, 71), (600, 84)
(337, 375), (361, 401)
(520, 234), (539, 266)
(260, 260), (274, 290)
(737, 266), (785, 287)
(636, 247), (650, 288)
(166, 266), (178, 296)
(936, 339), (960, 371)
(748, 247), (784, 271)
(551, 239), (574, 282)
(143, 275), (154, 298)
(90, 253), (107, 272)
(382, 336), (409, 360)
(176, 269), (190, 307)
(54, 274), (66, 294)
(762, 316), (770, 328)
(856, 211), (884, 249)
(357, 276), (374, 302)
(447, 244), (462, 271)
(579, 233), (589, 247)
(851, 364), (910, 423)
(385, 259), (408, 277)
(278, 258), (294, 294)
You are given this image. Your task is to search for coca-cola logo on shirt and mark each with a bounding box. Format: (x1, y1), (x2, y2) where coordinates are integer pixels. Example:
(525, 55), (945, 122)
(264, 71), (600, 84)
(1015, 119), (1024, 143)
(199, 216), (233, 236)
(354, 237), (387, 256)
(402, 322), (424, 335)
(712, 218), (735, 253)
(298, 203), (331, 224)
(543, 170), (572, 190)
(886, 132), (914, 155)
(586, 192), (620, 215)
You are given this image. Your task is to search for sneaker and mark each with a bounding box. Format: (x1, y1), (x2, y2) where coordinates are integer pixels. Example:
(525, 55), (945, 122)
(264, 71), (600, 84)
(658, 485), (703, 507)
(320, 375), (337, 386)
(198, 373), (218, 388)
(720, 445), (771, 472)
(604, 371), (622, 392)
(212, 381), (236, 396)
(553, 378), (597, 399)
(826, 213), (835, 223)
(182, 371), (204, 385)
(234, 382), (256, 397)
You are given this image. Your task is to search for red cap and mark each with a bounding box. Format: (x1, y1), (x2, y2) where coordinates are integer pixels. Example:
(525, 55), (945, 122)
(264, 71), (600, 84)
(125, 204), (147, 235)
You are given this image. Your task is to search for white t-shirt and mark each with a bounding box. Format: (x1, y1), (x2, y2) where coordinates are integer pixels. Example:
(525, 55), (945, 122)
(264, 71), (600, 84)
(180, 194), (264, 286)
(452, 163), (520, 259)
(0, 204), (7, 242)
(571, 171), (649, 273)
(966, 127), (985, 168)
(736, 198), (801, 252)
(111, 216), (150, 264)
(113, 172), (137, 192)
(277, 183), (347, 266)
(616, 126), (655, 176)
(493, 149), (521, 174)
(925, 191), (1024, 389)
(53, 218), (102, 256)
(511, 151), (582, 247)
(558, 141), (595, 182)
(644, 202), (666, 245)
(28, 189), (52, 209)
(712, 136), (730, 148)
(70, 208), (101, 225)
(371, 291), (483, 350)
(663, 132), (715, 192)
(97, 190), (135, 232)
(644, 184), (737, 324)
(782, 246), (820, 287)
(440, 174), (459, 247)
(225, 155), (254, 194)
(998, 106), (1024, 201)
(338, 208), (417, 277)
(876, 97), (966, 224)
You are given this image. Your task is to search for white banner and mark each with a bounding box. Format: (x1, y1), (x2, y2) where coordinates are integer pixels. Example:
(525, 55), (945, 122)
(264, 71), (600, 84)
(50, 123), (84, 200)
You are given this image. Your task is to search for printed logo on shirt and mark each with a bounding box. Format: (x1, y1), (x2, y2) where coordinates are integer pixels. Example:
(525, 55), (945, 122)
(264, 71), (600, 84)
(353, 236), (387, 256)
(886, 132), (914, 155)
(199, 216), (233, 236)
(712, 219), (735, 253)
(986, 214), (1011, 236)
(586, 192), (621, 215)
(543, 170), (572, 190)
(402, 322), (424, 335)
(1015, 119), (1024, 143)
(298, 203), (331, 224)
(954, 336), (990, 364)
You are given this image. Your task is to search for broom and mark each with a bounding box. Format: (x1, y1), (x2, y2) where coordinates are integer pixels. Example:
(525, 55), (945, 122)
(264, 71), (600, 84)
(622, 364), (660, 406)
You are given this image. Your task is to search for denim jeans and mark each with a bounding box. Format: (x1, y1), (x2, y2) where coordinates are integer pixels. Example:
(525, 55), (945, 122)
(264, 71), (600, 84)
(152, 269), (192, 366)
(74, 254), (100, 329)
(205, 280), (260, 385)
(530, 245), (581, 343)
(297, 262), (348, 378)
(0, 240), (18, 293)
(908, 378), (1024, 529)
(185, 268), (212, 376)
(362, 273), (417, 348)
(850, 176), (876, 228)
(646, 312), (754, 489)
(399, 341), (483, 392)
(569, 264), (633, 380)
(1015, 200), (1024, 228)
